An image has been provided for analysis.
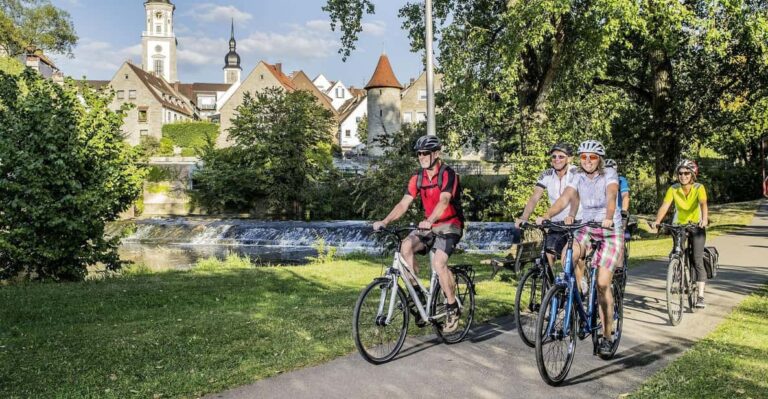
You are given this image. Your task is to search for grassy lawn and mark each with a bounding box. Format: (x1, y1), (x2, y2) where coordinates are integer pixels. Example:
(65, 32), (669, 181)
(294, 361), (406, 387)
(629, 285), (768, 399)
(0, 200), (760, 398)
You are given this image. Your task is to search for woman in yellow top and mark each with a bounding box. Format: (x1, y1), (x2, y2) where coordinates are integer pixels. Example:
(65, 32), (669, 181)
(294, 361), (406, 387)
(651, 159), (710, 308)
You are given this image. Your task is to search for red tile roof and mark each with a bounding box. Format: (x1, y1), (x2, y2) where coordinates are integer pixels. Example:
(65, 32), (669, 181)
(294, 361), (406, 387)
(264, 62), (296, 91)
(125, 63), (194, 117)
(365, 54), (402, 90)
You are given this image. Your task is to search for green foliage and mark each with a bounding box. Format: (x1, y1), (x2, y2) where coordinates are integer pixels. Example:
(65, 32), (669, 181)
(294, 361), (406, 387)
(350, 123), (426, 222)
(161, 121), (219, 155)
(461, 175), (508, 221)
(0, 55), (23, 75)
(0, 0), (78, 57)
(322, 0), (375, 61)
(135, 135), (160, 158)
(191, 89), (335, 216)
(189, 141), (267, 214)
(0, 71), (145, 281)
(308, 237), (338, 264)
(159, 137), (174, 156)
(356, 114), (368, 145)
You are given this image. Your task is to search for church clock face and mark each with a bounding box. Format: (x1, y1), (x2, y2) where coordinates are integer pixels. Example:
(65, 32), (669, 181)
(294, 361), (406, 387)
(155, 11), (163, 20)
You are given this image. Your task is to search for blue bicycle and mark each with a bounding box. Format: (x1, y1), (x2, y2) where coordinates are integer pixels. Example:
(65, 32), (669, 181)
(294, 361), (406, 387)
(534, 221), (625, 386)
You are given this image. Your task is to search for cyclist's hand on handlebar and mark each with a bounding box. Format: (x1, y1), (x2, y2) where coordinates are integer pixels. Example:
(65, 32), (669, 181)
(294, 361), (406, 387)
(372, 221), (387, 231)
(602, 218), (614, 229)
(535, 216), (548, 226)
(418, 220), (433, 230)
(698, 217), (709, 228)
(564, 215), (575, 225)
(514, 218), (524, 228)
(648, 221), (659, 233)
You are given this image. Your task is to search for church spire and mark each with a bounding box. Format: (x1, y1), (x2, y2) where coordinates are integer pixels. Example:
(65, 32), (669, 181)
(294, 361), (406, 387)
(223, 18), (242, 84)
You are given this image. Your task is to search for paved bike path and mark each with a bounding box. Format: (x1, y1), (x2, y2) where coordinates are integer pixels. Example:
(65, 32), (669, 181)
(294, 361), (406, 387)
(207, 201), (768, 399)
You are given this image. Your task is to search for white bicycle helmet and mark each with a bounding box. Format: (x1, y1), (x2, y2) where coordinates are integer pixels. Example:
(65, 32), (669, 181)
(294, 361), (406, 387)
(676, 159), (699, 176)
(578, 140), (606, 156)
(604, 159), (617, 168)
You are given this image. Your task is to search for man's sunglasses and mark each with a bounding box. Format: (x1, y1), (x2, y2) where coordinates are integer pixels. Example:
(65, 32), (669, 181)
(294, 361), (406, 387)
(416, 151), (433, 157)
(678, 171), (692, 176)
(551, 154), (567, 160)
(580, 154), (600, 161)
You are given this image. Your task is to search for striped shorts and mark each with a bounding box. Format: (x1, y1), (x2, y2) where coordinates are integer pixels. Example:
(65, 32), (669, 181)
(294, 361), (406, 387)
(575, 226), (625, 272)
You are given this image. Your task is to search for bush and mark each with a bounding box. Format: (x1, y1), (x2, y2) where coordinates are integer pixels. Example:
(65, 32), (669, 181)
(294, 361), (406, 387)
(162, 121), (219, 155)
(0, 71), (145, 281)
(461, 175), (509, 221)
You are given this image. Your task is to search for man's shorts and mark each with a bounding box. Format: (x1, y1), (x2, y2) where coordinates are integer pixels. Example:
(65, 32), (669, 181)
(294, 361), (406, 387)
(410, 230), (462, 257)
(544, 230), (568, 258)
(574, 226), (624, 273)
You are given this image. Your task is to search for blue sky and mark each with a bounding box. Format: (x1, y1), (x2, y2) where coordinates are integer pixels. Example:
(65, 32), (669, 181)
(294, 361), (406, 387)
(49, 0), (425, 87)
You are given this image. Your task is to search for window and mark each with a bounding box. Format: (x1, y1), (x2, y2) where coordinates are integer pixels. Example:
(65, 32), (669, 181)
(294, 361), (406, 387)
(345, 129), (351, 137)
(116, 90), (125, 100)
(336, 87), (345, 98)
(138, 109), (148, 123)
(155, 24), (162, 34)
(403, 112), (412, 123)
(128, 90), (137, 99)
(140, 129), (149, 137)
(154, 60), (163, 76)
(418, 90), (427, 101)
(416, 112), (426, 122)
(355, 117), (361, 123)
(379, 109), (383, 117)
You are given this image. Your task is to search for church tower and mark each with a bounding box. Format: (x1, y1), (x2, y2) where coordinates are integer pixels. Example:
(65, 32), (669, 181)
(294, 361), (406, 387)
(141, 0), (178, 83)
(365, 53), (403, 156)
(223, 20), (242, 84)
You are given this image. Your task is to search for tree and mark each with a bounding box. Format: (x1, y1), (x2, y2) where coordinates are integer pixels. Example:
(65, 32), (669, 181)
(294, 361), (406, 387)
(0, 0), (77, 57)
(194, 88), (337, 217)
(0, 71), (145, 281)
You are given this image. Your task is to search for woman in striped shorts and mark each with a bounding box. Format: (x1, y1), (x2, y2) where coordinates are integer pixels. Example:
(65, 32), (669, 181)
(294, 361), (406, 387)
(537, 139), (624, 357)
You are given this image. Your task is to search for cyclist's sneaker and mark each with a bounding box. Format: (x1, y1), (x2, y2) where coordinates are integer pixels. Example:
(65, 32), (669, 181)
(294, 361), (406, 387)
(695, 296), (706, 309)
(443, 302), (461, 333)
(598, 338), (613, 356)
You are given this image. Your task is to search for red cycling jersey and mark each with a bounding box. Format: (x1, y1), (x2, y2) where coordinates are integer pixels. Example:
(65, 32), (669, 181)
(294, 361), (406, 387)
(404, 162), (464, 229)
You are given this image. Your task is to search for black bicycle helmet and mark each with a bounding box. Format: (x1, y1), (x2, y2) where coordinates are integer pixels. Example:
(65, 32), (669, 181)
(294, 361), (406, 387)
(413, 135), (442, 152)
(676, 159), (699, 176)
(549, 142), (574, 156)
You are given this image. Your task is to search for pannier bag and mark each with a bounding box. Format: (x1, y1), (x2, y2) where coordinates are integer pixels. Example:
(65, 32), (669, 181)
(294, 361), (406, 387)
(703, 246), (719, 279)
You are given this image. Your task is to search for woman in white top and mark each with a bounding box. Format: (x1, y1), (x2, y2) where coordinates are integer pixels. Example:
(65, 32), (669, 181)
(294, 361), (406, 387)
(537, 140), (623, 356)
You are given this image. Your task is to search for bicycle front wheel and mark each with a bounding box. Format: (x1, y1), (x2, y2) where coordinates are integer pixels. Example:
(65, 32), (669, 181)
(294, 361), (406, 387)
(535, 285), (577, 386)
(432, 271), (475, 344)
(353, 279), (409, 364)
(666, 257), (684, 326)
(515, 266), (545, 347)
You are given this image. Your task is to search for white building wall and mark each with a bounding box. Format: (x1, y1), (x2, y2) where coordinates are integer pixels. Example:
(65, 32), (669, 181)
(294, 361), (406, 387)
(328, 81), (353, 110)
(339, 97), (367, 150)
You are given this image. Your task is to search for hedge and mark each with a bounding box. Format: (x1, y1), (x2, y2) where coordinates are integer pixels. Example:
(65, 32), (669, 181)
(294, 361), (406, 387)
(161, 121), (219, 151)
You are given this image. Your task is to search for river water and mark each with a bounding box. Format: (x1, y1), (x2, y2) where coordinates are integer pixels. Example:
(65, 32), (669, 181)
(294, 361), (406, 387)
(118, 218), (520, 270)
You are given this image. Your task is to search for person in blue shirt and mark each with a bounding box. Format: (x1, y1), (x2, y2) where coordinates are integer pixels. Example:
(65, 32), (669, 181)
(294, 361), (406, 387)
(605, 159), (630, 229)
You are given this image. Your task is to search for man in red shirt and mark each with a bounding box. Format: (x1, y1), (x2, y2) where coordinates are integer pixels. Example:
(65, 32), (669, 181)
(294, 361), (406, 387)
(373, 135), (465, 332)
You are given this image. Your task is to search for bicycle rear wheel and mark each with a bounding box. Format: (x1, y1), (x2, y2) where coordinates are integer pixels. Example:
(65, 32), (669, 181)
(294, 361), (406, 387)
(535, 285), (577, 386)
(353, 279), (409, 364)
(666, 257), (684, 326)
(515, 266), (545, 347)
(432, 271), (475, 344)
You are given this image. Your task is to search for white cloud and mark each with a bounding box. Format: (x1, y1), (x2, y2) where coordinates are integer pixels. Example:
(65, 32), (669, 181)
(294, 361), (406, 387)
(177, 36), (222, 66)
(56, 39), (142, 79)
(305, 20), (331, 33)
(238, 29), (338, 61)
(362, 21), (386, 37)
(187, 4), (252, 23)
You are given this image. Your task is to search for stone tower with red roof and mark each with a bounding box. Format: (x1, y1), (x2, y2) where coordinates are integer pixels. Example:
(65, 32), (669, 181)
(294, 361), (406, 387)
(365, 53), (402, 156)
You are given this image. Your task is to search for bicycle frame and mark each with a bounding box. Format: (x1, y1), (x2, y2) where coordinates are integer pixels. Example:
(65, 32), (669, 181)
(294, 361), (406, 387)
(378, 242), (462, 326)
(543, 223), (603, 339)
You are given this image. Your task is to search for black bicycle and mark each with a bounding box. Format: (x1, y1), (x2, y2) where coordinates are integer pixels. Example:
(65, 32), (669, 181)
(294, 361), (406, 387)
(658, 223), (702, 326)
(514, 222), (558, 347)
